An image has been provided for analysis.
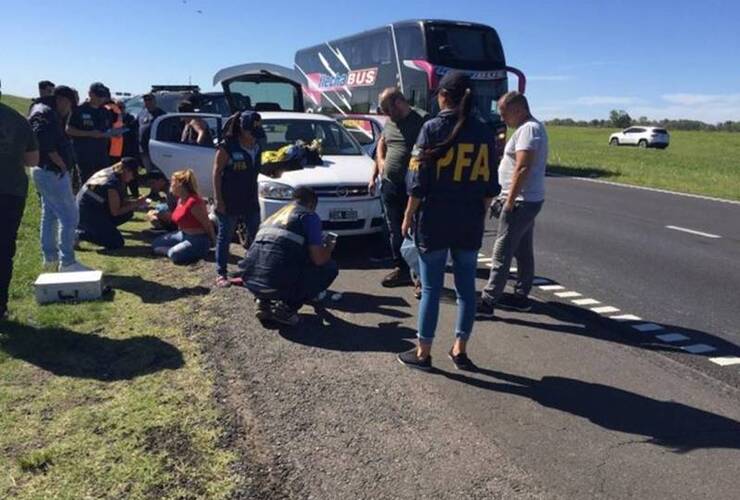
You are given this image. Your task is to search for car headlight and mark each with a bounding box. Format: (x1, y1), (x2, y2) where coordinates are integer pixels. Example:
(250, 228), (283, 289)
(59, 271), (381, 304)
(259, 181), (295, 200)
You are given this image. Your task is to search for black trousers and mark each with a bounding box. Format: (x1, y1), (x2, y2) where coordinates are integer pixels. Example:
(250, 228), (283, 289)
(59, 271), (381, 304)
(380, 180), (408, 271)
(0, 194), (27, 315)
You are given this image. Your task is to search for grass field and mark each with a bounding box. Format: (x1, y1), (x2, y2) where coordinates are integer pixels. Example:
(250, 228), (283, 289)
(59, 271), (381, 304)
(1, 95), (237, 499)
(0, 94), (33, 114)
(547, 126), (740, 200)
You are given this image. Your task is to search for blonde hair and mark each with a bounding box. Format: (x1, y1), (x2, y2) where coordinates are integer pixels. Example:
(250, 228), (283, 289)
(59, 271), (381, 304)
(171, 169), (200, 196)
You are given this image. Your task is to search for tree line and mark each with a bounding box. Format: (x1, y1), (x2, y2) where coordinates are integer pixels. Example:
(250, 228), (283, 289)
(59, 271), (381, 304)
(546, 110), (740, 132)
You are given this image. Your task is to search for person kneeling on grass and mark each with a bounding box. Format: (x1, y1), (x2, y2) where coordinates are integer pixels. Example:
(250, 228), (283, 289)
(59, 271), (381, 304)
(242, 187), (338, 326)
(152, 169), (215, 264)
(76, 157), (146, 249)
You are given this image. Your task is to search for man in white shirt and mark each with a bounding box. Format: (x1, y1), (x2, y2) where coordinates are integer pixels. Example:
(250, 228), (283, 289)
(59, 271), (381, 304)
(478, 91), (548, 317)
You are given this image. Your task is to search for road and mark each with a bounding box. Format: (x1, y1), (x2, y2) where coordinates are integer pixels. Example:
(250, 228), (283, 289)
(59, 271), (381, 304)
(194, 180), (740, 498)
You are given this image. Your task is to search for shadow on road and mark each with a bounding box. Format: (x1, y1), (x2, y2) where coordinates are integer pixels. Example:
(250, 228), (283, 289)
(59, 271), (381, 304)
(547, 164), (621, 179)
(436, 366), (740, 453)
(0, 321), (184, 381)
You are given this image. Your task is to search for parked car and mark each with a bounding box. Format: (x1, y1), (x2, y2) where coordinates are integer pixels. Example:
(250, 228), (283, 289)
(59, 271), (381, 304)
(609, 126), (670, 149)
(148, 63), (384, 236)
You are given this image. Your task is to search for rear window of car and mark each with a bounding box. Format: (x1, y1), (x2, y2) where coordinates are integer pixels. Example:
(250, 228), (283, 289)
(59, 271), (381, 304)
(652, 129), (668, 134)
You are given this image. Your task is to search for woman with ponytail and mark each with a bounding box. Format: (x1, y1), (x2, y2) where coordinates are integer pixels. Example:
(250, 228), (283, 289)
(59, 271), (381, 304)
(151, 169), (215, 264)
(397, 71), (501, 372)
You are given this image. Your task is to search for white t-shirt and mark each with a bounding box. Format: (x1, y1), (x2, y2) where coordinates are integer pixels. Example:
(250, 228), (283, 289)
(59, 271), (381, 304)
(498, 118), (548, 202)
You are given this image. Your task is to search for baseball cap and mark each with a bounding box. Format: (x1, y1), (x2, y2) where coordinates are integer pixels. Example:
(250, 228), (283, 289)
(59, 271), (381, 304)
(90, 82), (110, 98)
(433, 70), (472, 99)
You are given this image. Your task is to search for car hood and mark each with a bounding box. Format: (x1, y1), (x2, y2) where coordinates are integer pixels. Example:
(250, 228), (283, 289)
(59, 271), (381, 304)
(258, 155), (375, 187)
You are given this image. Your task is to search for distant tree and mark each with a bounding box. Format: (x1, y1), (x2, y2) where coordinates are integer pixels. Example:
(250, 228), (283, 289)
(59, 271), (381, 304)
(637, 116), (649, 125)
(609, 109), (633, 128)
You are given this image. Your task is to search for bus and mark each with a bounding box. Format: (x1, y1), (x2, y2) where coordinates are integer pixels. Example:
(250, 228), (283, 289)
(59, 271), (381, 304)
(294, 19), (526, 153)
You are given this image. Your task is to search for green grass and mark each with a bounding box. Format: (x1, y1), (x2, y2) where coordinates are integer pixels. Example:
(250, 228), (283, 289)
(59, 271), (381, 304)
(547, 126), (740, 200)
(0, 94), (32, 114)
(0, 184), (237, 499)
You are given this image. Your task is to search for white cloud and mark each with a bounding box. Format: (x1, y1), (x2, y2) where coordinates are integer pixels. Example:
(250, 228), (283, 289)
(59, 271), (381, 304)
(661, 93), (740, 106)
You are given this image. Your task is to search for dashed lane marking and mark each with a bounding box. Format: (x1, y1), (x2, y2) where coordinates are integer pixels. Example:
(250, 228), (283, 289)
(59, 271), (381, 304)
(555, 291), (582, 298)
(633, 323), (664, 333)
(665, 225), (722, 239)
(538, 285), (565, 291)
(681, 344), (717, 354)
(656, 333), (690, 343)
(572, 298), (600, 306)
(610, 314), (643, 322)
(709, 356), (740, 367)
(591, 306), (620, 314)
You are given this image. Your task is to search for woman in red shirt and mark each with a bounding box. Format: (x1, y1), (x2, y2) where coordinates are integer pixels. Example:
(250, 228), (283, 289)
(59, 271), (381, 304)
(151, 169), (215, 264)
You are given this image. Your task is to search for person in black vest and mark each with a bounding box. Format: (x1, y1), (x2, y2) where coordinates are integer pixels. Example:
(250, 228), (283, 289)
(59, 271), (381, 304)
(212, 111), (277, 288)
(242, 187), (338, 326)
(67, 82), (113, 185)
(397, 71), (500, 372)
(76, 157), (147, 249)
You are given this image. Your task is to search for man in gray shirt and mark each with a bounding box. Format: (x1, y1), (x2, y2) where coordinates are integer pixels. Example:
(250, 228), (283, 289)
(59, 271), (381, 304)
(478, 91), (548, 317)
(372, 88), (427, 288)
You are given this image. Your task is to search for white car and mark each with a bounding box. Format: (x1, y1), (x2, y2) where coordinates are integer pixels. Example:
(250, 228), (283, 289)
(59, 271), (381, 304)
(148, 63), (384, 236)
(609, 126), (670, 149)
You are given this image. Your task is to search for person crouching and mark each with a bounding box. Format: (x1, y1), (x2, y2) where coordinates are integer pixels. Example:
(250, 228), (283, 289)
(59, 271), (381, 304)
(242, 187), (338, 326)
(76, 157), (146, 249)
(151, 169), (215, 264)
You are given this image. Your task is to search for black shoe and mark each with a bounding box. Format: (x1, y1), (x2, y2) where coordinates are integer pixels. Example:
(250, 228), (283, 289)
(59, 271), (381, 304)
(397, 349), (432, 371)
(272, 301), (299, 326)
(382, 268), (413, 288)
(476, 299), (496, 319)
(255, 299), (273, 321)
(448, 350), (477, 371)
(497, 294), (533, 312)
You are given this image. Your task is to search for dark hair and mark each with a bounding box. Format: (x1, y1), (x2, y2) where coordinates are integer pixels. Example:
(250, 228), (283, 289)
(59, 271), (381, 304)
(38, 80), (54, 91)
(420, 88), (473, 160)
(293, 186), (318, 208)
(142, 170), (168, 183)
(222, 112), (242, 141)
(53, 85), (78, 105)
(178, 100), (195, 113)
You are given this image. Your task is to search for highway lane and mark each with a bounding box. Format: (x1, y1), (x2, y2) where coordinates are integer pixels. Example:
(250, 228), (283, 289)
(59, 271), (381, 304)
(481, 176), (740, 353)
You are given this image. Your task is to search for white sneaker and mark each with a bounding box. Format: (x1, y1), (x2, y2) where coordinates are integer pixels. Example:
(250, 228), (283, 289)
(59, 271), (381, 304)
(59, 262), (93, 273)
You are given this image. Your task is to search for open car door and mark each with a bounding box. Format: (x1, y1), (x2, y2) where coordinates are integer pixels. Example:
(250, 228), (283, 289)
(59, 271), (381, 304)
(148, 113), (222, 198)
(213, 63), (305, 113)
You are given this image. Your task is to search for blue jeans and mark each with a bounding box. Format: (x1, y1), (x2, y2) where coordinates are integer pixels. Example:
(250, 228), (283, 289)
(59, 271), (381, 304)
(417, 248), (478, 343)
(215, 209), (260, 277)
(31, 168), (79, 266)
(152, 231), (210, 265)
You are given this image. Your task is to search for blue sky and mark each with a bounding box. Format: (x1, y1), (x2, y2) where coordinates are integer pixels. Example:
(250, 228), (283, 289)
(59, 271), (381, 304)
(1, 0), (739, 122)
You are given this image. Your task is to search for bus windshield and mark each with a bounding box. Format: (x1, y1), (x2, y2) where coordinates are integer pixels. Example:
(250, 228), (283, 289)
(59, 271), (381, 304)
(430, 78), (507, 124)
(425, 23), (505, 71)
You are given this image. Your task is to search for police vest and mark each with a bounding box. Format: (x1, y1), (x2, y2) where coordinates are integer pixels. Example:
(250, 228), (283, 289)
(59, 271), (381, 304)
(243, 203), (311, 294)
(78, 167), (122, 212)
(220, 139), (260, 214)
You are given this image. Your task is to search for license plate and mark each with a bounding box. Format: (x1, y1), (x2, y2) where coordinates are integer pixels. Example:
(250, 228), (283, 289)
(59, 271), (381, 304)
(329, 209), (358, 221)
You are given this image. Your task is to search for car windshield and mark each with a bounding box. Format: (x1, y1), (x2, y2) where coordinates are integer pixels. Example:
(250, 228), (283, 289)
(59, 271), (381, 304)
(261, 119), (363, 156)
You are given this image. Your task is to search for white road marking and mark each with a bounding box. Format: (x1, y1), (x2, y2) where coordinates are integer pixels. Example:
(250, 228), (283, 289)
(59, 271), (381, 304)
(572, 298), (600, 306)
(665, 225), (721, 239)
(709, 356), (740, 367)
(559, 176), (740, 206)
(656, 333), (690, 343)
(633, 323), (663, 332)
(555, 291), (582, 298)
(539, 285), (564, 291)
(591, 306), (620, 314)
(681, 344), (717, 354)
(610, 314), (642, 322)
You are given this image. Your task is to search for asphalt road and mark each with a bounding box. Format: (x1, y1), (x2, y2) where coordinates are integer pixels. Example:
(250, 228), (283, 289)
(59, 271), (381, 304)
(482, 176), (740, 380)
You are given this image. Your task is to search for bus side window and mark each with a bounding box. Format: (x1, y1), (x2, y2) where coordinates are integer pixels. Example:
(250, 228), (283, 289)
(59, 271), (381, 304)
(394, 25), (425, 60)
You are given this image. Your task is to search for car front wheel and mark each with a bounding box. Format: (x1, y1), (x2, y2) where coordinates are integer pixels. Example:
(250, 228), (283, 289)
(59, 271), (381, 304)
(609, 138), (619, 146)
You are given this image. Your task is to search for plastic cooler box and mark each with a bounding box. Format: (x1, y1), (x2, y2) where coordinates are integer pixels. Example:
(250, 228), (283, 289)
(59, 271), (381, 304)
(34, 271), (105, 304)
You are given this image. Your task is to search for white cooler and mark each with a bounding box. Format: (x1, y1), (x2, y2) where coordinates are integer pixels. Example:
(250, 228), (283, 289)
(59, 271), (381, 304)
(34, 271), (105, 304)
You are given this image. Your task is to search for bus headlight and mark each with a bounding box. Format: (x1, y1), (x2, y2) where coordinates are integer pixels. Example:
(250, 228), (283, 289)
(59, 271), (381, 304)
(259, 181), (295, 200)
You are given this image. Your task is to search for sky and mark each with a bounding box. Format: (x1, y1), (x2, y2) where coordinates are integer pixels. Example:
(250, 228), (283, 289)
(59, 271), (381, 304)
(1, 0), (739, 123)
